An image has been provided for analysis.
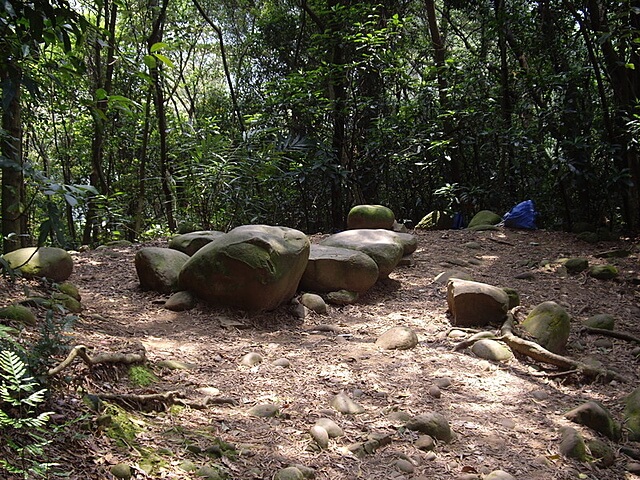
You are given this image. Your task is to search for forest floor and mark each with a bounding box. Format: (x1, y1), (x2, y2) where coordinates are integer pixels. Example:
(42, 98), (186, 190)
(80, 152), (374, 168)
(2, 228), (640, 480)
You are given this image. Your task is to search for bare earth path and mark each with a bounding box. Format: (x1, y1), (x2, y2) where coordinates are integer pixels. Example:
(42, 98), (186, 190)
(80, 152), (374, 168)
(9, 228), (640, 479)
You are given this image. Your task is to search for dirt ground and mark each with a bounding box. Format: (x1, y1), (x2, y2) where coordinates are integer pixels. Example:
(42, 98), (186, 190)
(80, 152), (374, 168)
(2, 228), (640, 480)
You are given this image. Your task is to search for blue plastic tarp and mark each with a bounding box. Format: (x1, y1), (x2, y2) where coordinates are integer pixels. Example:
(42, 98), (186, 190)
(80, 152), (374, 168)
(503, 200), (538, 229)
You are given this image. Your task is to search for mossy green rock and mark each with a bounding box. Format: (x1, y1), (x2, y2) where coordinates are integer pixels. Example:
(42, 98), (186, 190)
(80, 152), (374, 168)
(563, 257), (589, 273)
(57, 282), (81, 301)
(168, 230), (226, 256)
(415, 210), (453, 230)
(347, 204), (395, 230)
(565, 401), (621, 440)
(179, 225), (309, 311)
(0, 304), (36, 326)
(625, 387), (640, 441)
(502, 287), (520, 309)
(110, 463), (132, 479)
(2, 247), (73, 281)
(135, 247), (190, 293)
(588, 264), (618, 280)
(274, 467), (304, 480)
(521, 301), (570, 354)
(559, 427), (587, 461)
(582, 313), (615, 330)
(468, 210), (502, 228)
(52, 292), (83, 313)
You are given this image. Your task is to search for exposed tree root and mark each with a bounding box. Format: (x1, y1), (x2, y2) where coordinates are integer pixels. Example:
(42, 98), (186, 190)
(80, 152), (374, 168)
(48, 344), (146, 376)
(580, 326), (640, 345)
(453, 314), (629, 383)
(94, 390), (237, 411)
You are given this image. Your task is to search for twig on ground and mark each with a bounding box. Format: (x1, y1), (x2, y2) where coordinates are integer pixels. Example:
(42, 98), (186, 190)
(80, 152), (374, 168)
(48, 344), (146, 376)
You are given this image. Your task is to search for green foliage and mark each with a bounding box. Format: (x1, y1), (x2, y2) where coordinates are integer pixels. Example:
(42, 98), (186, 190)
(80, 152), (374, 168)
(0, 349), (57, 478)
(128, 365), (158, 387)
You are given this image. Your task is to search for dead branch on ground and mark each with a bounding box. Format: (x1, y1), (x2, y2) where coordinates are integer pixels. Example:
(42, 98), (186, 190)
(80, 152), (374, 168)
(580, 326), (640, 345)
(48, 345), (146, 376)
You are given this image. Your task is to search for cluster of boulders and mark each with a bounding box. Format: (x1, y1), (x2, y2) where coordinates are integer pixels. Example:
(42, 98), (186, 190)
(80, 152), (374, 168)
(134, 204), (416, 312)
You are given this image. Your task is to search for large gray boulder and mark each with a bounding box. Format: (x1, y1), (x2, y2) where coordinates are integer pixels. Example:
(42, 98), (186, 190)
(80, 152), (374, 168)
(168, 230), (226, 256)
(1, 247), (73, 281)
(300, 245), (379, 293)
(320, 229), (416, 279)
(446, 279), (509, 327)
(625, 387), (640, 441)
(347, 204), (395, 230)
(135, 247), (190, 293)
(521, 301), (570, 354)
(179, 225), (310, 311)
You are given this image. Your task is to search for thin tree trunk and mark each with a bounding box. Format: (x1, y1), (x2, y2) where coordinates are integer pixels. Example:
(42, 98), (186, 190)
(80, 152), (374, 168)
(1, 69), (24, 252)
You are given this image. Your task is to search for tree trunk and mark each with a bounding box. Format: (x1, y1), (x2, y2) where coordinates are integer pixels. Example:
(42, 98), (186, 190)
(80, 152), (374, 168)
(1, 69), (25, 253)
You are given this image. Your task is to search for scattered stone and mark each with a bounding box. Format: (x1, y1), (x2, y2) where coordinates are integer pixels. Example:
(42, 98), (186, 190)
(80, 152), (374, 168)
(624, 387), (640, 441)
(484, 470), (516, 480)
(272, 358), (291, 368)
(388, 410), (413, 424)
(135, 247), (190, 294)
(563, 257), (589, 273)
(468, 210), (502, 228)
(582, 313), (615, 330)
(330, 392), (365, 414)
(110, 463), (132, 479)
(164, 291), (197, 311)
(326, 290), (359, 305)
(0, 304), (36, 326)
(464, 241), (482, 250)
(424, 451), (437, 461)
(57, 281), (81, 301)
(434, 270), (473, 284)
(395, 458), (415, 473)
(446, 279), (509, 327)
(247, 403), (279, 418)
(406, 412), (453, 442)
(178, 460), (198, 472)
(376, 326), (418, 350)
(577, 231), (599, 244)
(315, 418), (343, 438)
(289, 464), (315, 479)
(415, 210), (452, 230)
(559, 426), (587, 461)
(157, 359), (193, 370)
(415, 435), (436, 451)
(300, 293), (327, 314)
(594, 338), (613, 349)
(470, 339), (514, 362)
(595, 248), (631, 258)
(628, 462), (640, 475)
(240, 352), (263, 366)
(531, 390), (549, 401)
(196, 465), (225, 480)
(433, 377), (452, 389)
(521, 301), (570, 354)
(514, 272), (535, 280)
(428, 385), (441, 398)
(347, 204), (395, 230)
(588, 264), (619, 280)
(501, 287), (520, 309)
(586, 439), (615, 467)
(309, 425), (329, 449)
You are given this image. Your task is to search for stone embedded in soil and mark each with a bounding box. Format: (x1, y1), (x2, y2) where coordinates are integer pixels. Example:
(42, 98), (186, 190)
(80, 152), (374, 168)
(164, 290), (197, 311)
(326, 289), (359, 305)
(428, 385), (441, 398)
(240, 352), (263, 366)
(558, 426), (587, 460)
(565, 401), (621, 440)
(406, 412), (453, 442)
(309, 425), (329, 449)
(470, 339), (514, 362)
(395, 458), (415, 473)
(330, 391), (365, 414)
(247, 403), (279, 417)
(156, 359), (193, 370)
(274, 466), (305, 480)
(433, 377), (453, 389)
(588, 264), (619, 280)
(582, 313), (615, 330)
(272, 357), (291, 367)
(484, 470), (516, 480)
(415, 435), (436, 451)
(586, 439), (615, 467)
(375, 326), (418, 350)
(110, 463), (132, 479)
(315, 418), (343, 438)
(300, 293), (328, 314)
(628, 462), (640, 474)
(196, 465), (225, 480)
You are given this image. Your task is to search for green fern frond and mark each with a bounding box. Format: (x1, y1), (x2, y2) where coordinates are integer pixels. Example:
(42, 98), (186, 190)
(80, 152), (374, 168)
(0, 350), (28, 383)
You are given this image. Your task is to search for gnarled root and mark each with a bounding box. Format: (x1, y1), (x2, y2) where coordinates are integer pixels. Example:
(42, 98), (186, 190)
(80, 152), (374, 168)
(48, 344), (146, 376)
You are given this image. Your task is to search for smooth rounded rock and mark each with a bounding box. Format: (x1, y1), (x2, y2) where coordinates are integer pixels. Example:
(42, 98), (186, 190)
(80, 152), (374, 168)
(2, 247), (73, 281)
(309, 425), (329, 449)
(376, 326), (418, 350)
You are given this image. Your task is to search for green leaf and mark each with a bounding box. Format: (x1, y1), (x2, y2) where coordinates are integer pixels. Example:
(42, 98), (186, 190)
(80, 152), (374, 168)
(625, 63), (636, 70)
(143, 54), (157, 69)
(153, 53), (174, 68)
(150, 41), (168, 53)
(95, 88), (108, 100)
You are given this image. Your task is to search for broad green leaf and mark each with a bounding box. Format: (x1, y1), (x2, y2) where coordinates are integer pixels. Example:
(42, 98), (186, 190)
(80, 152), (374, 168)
(150, 42), (168, 53)
(153, 53), (174, 68)
(143, 54), (157, 69)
